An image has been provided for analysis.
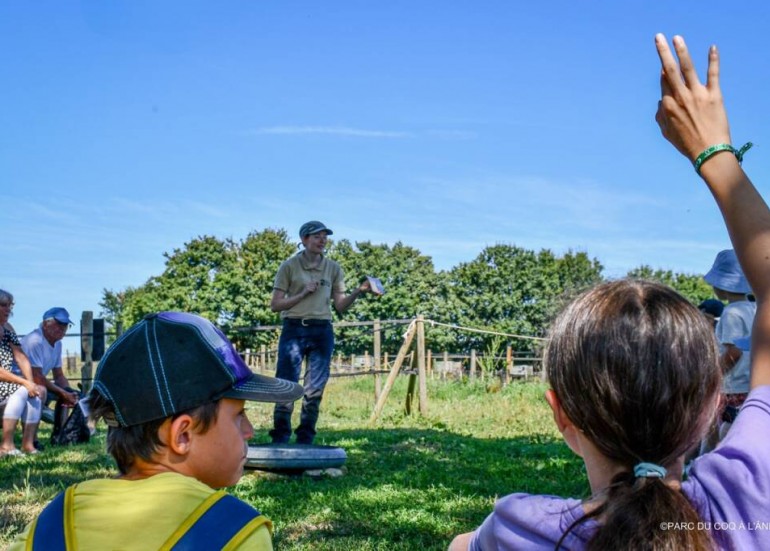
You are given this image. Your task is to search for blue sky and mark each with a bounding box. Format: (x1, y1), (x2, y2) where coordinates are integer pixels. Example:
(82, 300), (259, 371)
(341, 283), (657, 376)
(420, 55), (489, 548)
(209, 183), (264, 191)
(3, 1), (770, 344)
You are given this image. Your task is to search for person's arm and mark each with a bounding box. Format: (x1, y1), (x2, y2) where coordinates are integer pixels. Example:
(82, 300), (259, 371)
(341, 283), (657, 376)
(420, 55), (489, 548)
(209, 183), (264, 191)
(720, 344), (742, 374)
(0, 366), (32, 387)
(6, 345), (41, 398)
(37, 367), (78, 405)
(448, 532), (473, 551)
(655, 34), (770, 388)
(270, 284), (319, 313)
(332, 279), (371, 314)
(52, 367), (74, 394)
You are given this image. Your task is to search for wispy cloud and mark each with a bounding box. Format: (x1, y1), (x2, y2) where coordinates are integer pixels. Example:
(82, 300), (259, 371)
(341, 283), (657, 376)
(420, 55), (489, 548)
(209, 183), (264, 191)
(247, 126), (411, 138)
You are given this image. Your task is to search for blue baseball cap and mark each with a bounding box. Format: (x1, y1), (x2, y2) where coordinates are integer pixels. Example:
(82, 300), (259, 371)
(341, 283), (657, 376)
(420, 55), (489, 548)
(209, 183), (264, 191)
(92, 312), (304, 427)
(43, 307), (72, 325)
(698, 299), (725, 318)
(299, 220), (333, 238)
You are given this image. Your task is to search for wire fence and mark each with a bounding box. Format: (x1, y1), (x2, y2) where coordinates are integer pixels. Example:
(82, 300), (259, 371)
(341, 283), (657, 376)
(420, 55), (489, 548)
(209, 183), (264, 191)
(61, 315), (544, 393)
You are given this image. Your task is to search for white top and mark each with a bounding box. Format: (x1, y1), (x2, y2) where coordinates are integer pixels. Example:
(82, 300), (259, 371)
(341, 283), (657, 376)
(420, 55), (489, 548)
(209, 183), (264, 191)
(716, 300), (756, 393)
(20, 326), (62, 376)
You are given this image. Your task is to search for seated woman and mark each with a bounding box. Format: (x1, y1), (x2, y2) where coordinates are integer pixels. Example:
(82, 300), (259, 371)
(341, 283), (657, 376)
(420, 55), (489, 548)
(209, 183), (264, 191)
(0, 289), (42, 456)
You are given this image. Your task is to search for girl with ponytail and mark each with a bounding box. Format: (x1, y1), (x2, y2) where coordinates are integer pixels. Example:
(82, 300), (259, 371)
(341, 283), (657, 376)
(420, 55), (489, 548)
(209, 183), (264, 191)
(450, 34), (770, 550)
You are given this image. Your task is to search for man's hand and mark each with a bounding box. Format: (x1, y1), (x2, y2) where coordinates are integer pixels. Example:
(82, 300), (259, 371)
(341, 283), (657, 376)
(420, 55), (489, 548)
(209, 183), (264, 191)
(59, 389), (79, 406)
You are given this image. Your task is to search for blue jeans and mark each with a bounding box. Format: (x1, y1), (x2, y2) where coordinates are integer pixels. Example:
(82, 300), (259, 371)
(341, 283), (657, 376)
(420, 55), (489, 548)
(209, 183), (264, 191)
(270, 320), (334, 444)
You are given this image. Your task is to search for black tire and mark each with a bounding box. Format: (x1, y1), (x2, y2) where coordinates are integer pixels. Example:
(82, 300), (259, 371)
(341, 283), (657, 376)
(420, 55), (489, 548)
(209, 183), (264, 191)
(245, 444), (347, 471)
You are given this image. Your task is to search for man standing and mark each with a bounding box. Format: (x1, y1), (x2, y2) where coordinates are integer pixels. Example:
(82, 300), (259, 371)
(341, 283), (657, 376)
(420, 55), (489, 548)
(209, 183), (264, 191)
(21, 307), (79, 412)
(269, 221), (370, 444)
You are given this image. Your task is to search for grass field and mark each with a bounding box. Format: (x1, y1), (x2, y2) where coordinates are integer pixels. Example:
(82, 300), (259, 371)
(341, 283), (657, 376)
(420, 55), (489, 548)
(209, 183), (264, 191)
(0, 376), (588, 550)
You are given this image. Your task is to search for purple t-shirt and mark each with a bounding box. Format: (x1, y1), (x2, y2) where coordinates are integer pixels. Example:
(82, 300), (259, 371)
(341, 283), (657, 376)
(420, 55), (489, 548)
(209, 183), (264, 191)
(469, 386), (770, 550)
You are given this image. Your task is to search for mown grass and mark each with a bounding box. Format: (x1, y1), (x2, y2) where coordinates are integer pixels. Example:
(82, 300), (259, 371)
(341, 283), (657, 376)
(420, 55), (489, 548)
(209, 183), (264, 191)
(0, 376), (588, 549)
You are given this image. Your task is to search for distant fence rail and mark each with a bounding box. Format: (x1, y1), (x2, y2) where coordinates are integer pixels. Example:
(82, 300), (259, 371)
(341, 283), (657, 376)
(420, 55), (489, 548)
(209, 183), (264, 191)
(64, 313), (544, 418)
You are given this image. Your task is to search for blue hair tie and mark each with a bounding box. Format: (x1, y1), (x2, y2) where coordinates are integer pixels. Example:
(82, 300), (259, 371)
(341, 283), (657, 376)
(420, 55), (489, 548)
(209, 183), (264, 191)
(633, 462), (667, 479)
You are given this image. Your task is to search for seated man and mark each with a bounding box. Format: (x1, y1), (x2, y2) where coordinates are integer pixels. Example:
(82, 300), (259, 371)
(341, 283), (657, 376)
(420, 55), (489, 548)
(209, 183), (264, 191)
(10, 312), (304, 550)
(20, 307), (79, 412)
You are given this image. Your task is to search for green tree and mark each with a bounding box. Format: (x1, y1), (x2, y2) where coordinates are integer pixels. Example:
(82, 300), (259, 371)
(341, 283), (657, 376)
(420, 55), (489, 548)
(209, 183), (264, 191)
(101, 232), (609, 359)
(434, 246), (603, 353)
(219, 228), (296, 348)
(626, 265), (713, 305)
(101, 231), (296, 350)
(100, 284), (163, 338)
(329, 239), (440, 355)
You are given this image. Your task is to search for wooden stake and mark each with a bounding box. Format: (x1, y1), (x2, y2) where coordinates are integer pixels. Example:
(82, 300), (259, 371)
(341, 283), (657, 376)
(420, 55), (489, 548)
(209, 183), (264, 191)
(373, 320), (382, 401)
(442, 350), (449, 381)
(405, 374), (417, 415)
(369, 319), (418, 424)
(505, 345), (512, 385)
(416, 315), (427, 415)
(80, 311), (94, 393)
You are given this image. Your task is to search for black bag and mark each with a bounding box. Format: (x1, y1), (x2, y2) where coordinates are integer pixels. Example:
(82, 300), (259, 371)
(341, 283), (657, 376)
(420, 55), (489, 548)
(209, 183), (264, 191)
(50, 400), (91, 446)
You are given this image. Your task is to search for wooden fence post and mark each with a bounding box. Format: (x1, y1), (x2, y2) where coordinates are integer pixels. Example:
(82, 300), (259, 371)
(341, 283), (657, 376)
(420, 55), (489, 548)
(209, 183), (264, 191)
(405, 351), (417, 415)
(442, 351), (449, 382)
(373, 320), (382, 402)
(470, 349), (477, 380)
(416, 315), (427, 415)
(427, 350), (432, 380)
(260, 345), (267, 373)
(65, 354), (76, 375)
(504, 345), (512, 385)
(369, 320), (418, 424)
(80, 311), (94, 393)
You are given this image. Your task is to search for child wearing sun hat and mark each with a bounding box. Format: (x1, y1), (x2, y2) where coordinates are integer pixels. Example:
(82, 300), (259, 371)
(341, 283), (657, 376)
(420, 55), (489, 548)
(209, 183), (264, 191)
(704, 249), (756, 438)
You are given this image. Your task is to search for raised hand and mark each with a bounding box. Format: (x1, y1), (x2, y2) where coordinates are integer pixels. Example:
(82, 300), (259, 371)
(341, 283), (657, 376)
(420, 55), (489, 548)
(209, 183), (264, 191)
(655, 34), (732, 164)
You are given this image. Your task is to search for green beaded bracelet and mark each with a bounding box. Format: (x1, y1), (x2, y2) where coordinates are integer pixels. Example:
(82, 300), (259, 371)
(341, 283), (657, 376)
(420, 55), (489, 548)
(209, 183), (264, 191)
(694, 142), (753, 175)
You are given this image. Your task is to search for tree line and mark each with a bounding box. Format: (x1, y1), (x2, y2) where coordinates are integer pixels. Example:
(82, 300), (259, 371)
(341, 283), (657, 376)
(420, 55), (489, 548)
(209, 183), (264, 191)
(100, 228), (714, 355)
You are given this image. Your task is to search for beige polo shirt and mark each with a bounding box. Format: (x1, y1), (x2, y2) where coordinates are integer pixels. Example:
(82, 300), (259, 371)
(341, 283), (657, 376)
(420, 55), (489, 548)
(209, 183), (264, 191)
(274, 253), (345, 320)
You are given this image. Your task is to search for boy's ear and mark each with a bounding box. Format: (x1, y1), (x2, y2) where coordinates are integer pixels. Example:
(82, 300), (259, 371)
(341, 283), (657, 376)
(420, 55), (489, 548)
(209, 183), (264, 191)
(545, 389), (583, 457)
(166, 414), (195, 456)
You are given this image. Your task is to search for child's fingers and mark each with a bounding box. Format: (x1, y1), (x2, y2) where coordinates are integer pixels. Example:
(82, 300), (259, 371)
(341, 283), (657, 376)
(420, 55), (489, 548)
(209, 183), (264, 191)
(706, 44), (721, 92)
(672, 35), (701, 89)
(655, 34), (686, 97)
(659, 71), (674, 99)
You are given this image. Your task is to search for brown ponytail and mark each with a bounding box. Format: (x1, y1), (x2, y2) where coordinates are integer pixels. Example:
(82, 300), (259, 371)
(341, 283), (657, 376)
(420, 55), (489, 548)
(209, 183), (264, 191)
(547, 280), (721, 550)
(584, 475), (714, 550)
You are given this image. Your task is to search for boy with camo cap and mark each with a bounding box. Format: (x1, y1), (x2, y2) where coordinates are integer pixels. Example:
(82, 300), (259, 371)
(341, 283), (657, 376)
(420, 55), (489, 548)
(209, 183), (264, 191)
(11, 312), (303, 550)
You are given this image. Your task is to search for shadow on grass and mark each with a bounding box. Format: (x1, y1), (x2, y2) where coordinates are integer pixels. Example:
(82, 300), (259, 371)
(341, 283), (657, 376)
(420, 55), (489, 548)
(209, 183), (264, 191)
(1, 427), (587, 550)
(240, 428), (588, 550)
